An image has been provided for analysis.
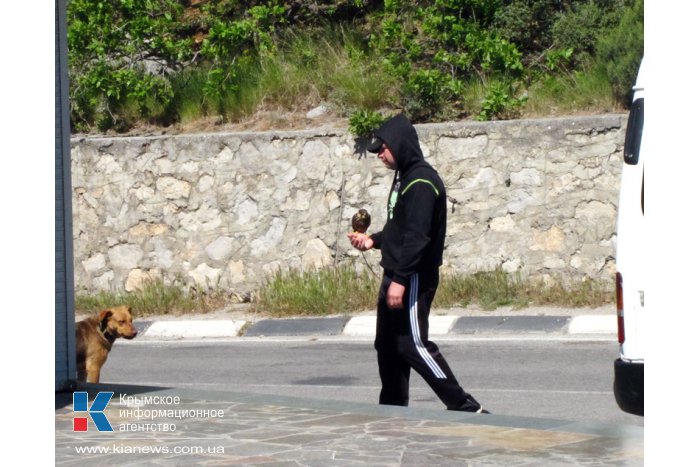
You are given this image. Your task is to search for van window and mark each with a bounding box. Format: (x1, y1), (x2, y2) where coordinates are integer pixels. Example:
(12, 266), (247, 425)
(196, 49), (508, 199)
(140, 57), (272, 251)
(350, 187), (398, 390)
(624, 98), (644, 165)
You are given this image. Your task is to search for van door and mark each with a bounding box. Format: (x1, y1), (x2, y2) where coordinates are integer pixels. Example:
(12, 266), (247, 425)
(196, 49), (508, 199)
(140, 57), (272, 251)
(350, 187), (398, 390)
(613, 59), (645, 416)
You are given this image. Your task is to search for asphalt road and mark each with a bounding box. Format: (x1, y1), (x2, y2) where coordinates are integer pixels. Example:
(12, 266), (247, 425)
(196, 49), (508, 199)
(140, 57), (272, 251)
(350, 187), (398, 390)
(101, 337), (643, 427)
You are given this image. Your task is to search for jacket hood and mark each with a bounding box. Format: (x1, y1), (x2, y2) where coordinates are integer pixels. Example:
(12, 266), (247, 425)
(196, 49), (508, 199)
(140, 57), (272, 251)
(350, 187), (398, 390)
(373, 114), (424, 173)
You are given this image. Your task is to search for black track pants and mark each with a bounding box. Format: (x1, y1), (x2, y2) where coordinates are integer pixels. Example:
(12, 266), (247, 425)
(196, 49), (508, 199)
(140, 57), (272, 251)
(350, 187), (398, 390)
(374, 270), (480, 411)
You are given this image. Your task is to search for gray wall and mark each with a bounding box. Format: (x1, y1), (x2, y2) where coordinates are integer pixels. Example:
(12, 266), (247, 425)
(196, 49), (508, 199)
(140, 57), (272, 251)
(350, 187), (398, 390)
(56, 0), (76, 390)
(71, 115), (625, 295)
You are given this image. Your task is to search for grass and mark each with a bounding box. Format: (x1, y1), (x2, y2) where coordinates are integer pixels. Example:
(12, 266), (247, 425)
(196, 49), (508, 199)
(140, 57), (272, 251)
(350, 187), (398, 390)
(75, 267), (614, 318)
(172, 30), (620, 127)
(436, 270), (613, 310)
(434, 270), (529, 310)
(252, 265), (379, 316)
(167, 25), (398, 126)
(165, 61), (619, 131)
(523, 66), (621, 116)
(86, 25), (622, 132)
(69, 14), (632, 135)
(74, 279), (230, 319)
(256, 267), (614, 314)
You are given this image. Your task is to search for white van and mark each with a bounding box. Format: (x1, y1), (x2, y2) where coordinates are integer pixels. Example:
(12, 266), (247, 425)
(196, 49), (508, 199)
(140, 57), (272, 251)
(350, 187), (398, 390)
(613, 59), (645, 416)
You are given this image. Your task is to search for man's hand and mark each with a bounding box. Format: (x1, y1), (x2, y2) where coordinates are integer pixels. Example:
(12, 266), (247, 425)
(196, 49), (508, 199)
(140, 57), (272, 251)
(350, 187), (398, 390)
(386, 281), (405, 309)
(347, 232), (374, 251)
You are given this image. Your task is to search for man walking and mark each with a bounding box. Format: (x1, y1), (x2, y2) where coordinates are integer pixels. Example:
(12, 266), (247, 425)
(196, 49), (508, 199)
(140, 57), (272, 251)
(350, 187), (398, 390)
(348, 114), (489, 413)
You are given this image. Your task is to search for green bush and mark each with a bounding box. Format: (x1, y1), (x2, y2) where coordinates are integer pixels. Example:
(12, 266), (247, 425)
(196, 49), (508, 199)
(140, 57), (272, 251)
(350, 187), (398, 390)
(493, 0), (558, 58)
(550, 0), (623, 68)
(403, 69), (460, 121)
(67, 0), (193, 131)
(596, 0), (644, 107)
(66, 0), (643, 132)
(477, 80), (528, 121)
(349, 110), (386, 138)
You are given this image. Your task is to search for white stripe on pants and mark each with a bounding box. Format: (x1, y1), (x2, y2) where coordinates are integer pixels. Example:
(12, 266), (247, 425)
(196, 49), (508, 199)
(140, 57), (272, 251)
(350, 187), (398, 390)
(408, 273), (446, 379)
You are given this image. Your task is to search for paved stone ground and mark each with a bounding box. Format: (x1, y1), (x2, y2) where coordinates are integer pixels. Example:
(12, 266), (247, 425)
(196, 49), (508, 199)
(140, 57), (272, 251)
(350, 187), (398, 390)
(60, 305), (637, 465)
(56, 384), (642, 466)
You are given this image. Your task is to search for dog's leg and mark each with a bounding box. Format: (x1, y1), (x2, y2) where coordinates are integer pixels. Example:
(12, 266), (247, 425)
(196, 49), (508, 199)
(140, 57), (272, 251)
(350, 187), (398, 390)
(86, 362), (102, 383)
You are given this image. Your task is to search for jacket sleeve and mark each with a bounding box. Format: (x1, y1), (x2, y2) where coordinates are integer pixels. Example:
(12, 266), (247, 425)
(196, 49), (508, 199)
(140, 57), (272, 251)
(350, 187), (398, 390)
(369, 231), (383, 249)
(392, 181), (438, 287)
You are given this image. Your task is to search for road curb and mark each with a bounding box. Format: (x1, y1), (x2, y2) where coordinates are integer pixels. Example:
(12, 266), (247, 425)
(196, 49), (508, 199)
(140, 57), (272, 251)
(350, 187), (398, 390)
(136, 314), (617, 340)
(568, 315), (618, 334)
(141, 320), (247, 339)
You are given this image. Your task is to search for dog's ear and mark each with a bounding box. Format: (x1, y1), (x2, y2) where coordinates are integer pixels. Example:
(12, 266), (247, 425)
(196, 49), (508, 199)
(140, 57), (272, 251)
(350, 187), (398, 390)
(98, 309), (113, 327)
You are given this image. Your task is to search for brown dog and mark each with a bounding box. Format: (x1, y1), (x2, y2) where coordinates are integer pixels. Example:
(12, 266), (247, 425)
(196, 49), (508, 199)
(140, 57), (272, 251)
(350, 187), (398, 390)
(76, 306), (138, 383)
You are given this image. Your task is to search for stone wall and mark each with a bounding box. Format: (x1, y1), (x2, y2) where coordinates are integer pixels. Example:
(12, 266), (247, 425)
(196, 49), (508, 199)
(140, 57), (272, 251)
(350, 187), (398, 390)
(71, 115), (624, 294)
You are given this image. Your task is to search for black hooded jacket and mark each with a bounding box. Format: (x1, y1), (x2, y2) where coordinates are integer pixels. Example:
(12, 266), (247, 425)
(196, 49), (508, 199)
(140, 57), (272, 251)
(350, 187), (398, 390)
(369, 115), (447, 287)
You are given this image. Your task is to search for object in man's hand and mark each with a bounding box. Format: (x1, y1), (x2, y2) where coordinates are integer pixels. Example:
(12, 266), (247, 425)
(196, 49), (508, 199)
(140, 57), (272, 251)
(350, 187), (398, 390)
(352, 209), (371, 233)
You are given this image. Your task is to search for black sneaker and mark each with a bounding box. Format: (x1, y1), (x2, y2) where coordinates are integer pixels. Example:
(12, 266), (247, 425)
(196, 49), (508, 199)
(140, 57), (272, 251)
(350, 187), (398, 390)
(454, 395), (489, 413)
